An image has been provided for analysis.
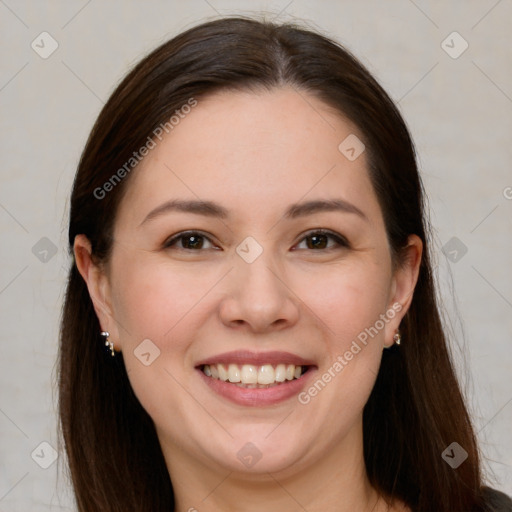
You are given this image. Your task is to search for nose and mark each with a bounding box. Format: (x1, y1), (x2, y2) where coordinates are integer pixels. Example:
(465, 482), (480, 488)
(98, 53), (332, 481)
(218, 253), (300, 334)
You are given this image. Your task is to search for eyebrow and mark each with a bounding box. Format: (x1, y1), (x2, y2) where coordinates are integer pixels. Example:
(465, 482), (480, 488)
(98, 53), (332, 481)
(139, 197), (368, 227)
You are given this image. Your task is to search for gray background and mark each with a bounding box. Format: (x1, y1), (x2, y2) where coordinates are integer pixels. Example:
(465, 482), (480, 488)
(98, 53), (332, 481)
(0, 1), (511, 510)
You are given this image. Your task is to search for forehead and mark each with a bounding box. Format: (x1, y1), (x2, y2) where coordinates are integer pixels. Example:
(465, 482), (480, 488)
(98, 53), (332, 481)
(116, 87), (381, 228)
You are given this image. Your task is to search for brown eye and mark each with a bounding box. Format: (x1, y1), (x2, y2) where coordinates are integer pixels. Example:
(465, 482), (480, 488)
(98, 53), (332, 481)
(180, 234), (205, 249)
(306, 233), (329, 249)
(164, 231), (216, 250)
(294, 230), (349, 251)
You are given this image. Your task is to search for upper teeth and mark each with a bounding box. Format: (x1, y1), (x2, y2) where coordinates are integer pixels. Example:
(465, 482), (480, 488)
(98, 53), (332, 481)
(203, 363), (304, 385)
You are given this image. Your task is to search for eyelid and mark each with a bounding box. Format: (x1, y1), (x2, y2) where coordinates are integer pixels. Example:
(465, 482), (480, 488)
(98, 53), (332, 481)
(163, 228), (350, 251)
(163, 230), (219, 250)
(293, 228), (350, 250)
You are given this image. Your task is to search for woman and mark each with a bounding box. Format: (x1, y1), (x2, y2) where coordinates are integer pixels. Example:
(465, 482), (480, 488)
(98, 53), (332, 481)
(59, 16), (512, 512)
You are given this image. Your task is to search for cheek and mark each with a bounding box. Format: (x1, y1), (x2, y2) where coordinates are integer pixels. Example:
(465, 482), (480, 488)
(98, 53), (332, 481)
(109, 257), (216, 424)
(292, 260), (391, 424)
(294, 259), (392, 349)
(110, 253), (218, 345)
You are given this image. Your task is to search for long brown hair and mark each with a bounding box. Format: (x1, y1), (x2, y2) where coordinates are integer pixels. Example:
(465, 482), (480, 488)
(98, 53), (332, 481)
(59, 16), (489, 511)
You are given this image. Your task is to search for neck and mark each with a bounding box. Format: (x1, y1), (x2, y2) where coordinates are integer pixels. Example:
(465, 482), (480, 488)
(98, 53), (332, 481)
(162, 418), (388, 512)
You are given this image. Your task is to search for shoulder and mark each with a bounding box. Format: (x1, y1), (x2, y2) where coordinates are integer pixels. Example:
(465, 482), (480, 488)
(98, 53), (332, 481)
(386, 487), (512, 512)
(482, 486), (512, 512)
(383, 487), (512, 512)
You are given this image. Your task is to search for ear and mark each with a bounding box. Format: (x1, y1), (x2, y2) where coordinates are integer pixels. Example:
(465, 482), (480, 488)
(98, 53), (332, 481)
(73, 234), (120, 351)
(384, 234), (423, 347)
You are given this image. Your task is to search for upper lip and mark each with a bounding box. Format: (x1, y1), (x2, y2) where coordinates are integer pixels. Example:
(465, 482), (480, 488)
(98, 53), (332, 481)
(195, 350), (316, 368)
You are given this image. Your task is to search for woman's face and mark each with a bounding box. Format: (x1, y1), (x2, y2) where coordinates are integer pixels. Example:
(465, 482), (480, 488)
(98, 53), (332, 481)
(82, 87), (420, 477)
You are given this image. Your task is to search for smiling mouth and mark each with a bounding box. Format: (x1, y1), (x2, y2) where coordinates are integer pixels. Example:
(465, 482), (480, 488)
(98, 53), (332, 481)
(200, 363), (309, 389)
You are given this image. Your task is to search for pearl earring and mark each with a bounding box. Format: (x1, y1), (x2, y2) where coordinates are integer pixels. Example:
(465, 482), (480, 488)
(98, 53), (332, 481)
(100, 331), (115, 356)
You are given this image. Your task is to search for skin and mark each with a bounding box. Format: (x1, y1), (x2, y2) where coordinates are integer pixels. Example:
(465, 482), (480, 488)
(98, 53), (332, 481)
(75, 87), (421, 512)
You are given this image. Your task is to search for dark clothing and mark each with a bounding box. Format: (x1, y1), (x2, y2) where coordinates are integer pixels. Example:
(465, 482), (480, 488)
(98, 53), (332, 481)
(483, 487), (512, 511)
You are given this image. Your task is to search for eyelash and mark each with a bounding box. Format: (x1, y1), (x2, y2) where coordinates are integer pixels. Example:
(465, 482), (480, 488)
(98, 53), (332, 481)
(163, 229), (349, 252)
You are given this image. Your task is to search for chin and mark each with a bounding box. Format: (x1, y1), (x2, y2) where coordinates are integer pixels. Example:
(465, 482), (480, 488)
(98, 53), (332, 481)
(203, 426), (312, 475)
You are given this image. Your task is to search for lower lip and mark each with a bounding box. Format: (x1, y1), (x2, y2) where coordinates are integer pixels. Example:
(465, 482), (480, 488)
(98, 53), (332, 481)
(197, 368), (316, 406)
